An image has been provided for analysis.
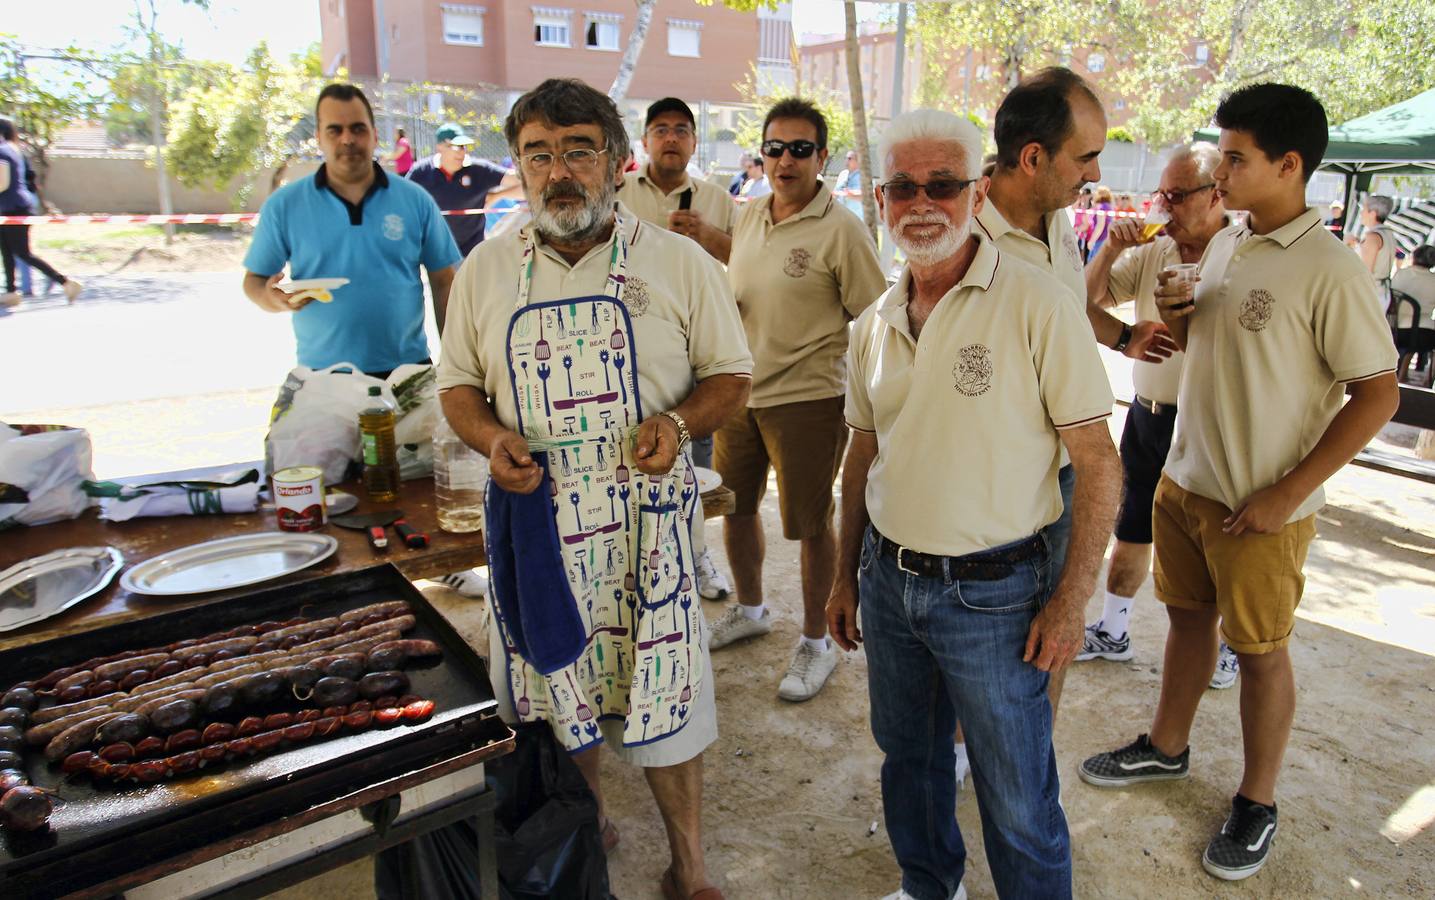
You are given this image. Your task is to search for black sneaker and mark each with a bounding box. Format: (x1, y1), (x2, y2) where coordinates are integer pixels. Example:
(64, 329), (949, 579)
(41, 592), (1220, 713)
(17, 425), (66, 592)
(1078, 734), (1190, 787)
(1203, 795), (1278, 880)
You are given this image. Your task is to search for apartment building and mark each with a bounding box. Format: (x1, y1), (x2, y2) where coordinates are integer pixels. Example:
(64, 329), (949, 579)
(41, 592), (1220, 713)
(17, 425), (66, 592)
(319, 0), (795, 104)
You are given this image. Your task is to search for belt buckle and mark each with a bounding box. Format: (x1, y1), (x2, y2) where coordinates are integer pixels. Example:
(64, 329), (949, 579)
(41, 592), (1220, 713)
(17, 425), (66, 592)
(896, 546), (920, 576)
(1150, 399), (1165, 416)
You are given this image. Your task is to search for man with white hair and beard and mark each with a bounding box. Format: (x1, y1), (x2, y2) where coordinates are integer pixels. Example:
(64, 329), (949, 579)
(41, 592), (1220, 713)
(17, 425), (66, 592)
(826, 108), (1121, 900)
(437, 78), (752, 900)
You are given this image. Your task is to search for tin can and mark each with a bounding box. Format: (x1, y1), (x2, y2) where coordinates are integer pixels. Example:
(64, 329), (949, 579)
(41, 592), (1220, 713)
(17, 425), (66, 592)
(273, 466), (326, 532)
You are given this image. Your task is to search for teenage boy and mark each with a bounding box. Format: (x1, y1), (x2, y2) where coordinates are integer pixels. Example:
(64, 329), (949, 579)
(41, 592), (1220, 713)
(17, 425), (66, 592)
(1078, 83), (1398, 881)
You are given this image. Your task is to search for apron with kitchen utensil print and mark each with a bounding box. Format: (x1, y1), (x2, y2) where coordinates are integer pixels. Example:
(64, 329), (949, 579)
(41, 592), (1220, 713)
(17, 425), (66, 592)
(494, 215), (705, 753)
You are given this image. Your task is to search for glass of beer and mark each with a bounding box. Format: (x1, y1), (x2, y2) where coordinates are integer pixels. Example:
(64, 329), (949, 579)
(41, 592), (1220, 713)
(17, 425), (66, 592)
(1141, 194), (1170, 241)
(1162, 263), (1199, 310)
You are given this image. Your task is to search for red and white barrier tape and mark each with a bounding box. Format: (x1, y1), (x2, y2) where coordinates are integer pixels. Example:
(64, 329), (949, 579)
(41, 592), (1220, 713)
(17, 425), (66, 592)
(0, 206), (519, 225)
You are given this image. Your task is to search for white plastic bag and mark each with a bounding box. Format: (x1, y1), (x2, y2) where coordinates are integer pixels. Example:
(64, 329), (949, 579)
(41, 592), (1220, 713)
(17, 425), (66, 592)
(264, 362), (438, 486)
(0, 424), (96, 528)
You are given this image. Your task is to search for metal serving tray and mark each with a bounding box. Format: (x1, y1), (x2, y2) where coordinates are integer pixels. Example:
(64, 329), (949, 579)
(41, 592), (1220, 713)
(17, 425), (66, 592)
(118, 532), (338, 597)
(0, 547), (124, 633)
(0, 565), (507, 898)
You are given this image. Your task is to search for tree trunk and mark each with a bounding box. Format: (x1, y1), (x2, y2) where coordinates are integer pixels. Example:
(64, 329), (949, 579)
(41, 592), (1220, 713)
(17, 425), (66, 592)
(844, 2), (879, 245)
(608, 0), (657, 106)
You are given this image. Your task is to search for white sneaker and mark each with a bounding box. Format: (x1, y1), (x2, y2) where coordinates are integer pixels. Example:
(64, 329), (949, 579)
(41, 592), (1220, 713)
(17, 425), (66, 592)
(694, 547), (731, 600)
(1, 292), (20, 309)
(777, 641), (839, 702)
(880, 884), (965, 900)
(707, 605), (771, 650)
(954, 744), (970, 794)
(1209, 641), (1239, 690)
(62, 279), (83, 303)
(436, 568), (488, 598)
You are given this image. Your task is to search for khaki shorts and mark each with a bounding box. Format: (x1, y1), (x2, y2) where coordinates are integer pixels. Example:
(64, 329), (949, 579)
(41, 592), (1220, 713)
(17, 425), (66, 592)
(1152, 476), (1316, 655)
(714, 396), (848, 540)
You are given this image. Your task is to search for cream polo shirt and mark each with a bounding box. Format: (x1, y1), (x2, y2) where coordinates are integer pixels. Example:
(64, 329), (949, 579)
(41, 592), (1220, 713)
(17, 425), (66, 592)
(728, 181), (887, 408)
(975, 201), (1087, 309)
(1108, 235), (1185, 405)
(845, 236), (1115, 557)
(436, 203), (753, 429)
(1165, 207), (1397, 522)
(616, 167), (736, 236)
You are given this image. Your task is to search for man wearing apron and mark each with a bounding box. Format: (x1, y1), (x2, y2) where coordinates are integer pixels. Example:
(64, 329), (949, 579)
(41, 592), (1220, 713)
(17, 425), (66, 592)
(437, 78), (752, 900)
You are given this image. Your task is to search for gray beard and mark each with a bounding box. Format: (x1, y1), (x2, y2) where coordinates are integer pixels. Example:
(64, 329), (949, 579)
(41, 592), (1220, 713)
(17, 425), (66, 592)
(532, 180), (617, 245)
(889, 213), (969, 266)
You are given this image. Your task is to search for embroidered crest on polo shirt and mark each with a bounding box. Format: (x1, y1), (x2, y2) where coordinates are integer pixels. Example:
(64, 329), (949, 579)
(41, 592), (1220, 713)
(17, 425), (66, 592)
(624, 275), (651, 317)
(461, 174), (471, 187)
(954, 344), (993, 396)
(1239, 288), (1275, 332)
(382, 214), (405, 241)
(1063, 232), (1081, 268)
(783, 248), (812, 278)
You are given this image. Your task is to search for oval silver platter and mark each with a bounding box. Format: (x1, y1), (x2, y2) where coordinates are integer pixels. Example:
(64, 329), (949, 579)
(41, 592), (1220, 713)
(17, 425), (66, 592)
(0, 546), (125, 633)
(119, 532), (338, 597)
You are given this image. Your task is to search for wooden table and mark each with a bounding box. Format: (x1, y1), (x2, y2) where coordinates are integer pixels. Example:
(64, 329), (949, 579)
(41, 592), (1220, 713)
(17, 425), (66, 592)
(0, 476), (485, 652)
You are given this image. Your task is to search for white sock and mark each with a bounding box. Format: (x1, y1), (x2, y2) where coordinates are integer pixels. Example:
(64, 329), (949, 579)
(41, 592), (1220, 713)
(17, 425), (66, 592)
(801, 635), (828, 653)
(1101, 591), (1133, 638)
(740, 603), (766, 621)
(953, 742), (970, 784)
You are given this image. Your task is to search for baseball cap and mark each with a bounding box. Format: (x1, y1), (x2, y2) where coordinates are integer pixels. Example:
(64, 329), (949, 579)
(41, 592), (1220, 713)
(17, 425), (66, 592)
(644, 97), (695, 129)
(435, 122), (475, 146)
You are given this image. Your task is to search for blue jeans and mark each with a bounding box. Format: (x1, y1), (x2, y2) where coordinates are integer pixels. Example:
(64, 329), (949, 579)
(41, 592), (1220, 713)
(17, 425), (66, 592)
(859, 525), (1071, 900)
(1049, 463), (1075, 580)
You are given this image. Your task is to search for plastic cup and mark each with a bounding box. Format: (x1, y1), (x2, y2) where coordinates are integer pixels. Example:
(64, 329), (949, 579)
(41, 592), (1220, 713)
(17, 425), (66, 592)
(1162, 263), (1199, 309)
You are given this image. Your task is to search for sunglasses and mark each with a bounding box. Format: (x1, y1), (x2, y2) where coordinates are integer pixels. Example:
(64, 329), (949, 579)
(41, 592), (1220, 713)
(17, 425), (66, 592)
(761, 139), (818, 159)
(878, 178), (977, 202)
(1153, 183), (1215, 207)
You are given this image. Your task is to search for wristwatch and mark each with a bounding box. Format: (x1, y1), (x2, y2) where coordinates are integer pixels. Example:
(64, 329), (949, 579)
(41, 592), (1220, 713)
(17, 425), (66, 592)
(658, 411), (691, 449)
(1113, 323), (1134, 353)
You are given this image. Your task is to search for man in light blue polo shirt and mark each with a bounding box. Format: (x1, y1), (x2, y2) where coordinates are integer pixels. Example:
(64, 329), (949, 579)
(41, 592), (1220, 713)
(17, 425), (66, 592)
(243, 83), (461, 377)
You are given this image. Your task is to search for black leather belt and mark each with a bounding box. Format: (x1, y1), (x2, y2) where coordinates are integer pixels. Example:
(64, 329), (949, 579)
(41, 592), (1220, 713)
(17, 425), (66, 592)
(875, 532), (1044, 581)
(1134, 394), (1177, 416)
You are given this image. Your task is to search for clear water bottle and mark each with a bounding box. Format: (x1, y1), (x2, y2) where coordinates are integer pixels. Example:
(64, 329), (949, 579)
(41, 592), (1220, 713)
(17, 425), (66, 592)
(433, 415), (488, 533)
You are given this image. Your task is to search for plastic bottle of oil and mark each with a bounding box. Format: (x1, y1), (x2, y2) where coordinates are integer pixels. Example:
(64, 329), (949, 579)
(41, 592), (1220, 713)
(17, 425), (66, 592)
(359, 386), (400, 502)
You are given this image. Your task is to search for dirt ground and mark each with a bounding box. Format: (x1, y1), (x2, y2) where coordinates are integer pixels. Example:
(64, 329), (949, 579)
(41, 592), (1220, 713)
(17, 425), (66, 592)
(30, 222), (253, 275)
(5, 235), (1431, 897)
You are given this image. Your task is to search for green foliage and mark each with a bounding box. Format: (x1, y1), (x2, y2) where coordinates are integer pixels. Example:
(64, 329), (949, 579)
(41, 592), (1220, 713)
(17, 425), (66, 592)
(734, 65), (855, 161)
(692, 0), (778, 10)
(0, 35), (102, 149)
(1106, 126), (1136, 143)
(1114, 1), (1435, 144)
(163, 44), (315, 202)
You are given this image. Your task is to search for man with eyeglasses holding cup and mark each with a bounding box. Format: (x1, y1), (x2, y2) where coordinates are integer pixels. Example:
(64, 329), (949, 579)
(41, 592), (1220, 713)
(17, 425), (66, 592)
(827, 108), (1119, 900)
(1079, 143), (1240, 685)
(438, 77), (752, 900)
(710, 97), (886, 704)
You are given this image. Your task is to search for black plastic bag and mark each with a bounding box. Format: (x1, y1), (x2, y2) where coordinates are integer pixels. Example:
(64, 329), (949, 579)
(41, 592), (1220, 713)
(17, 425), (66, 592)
(375, 721), (611, 899)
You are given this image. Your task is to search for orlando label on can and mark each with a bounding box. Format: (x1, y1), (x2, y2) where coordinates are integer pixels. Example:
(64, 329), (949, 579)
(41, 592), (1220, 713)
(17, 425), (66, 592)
(273, 466), (326, 532)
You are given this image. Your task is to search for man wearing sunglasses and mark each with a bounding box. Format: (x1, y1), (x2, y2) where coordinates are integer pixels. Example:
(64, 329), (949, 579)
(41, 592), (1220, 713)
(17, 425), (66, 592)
(1080, 143), (1239, 683)
(975, 67), (1177, 725)
(828, 108), (1118, 900)
(711, 97), (887, 704)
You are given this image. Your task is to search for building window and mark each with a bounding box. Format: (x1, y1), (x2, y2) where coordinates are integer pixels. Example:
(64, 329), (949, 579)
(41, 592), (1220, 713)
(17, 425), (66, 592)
(758, 16), (792, 66)
(1087, 52), (1105, 73)
(1058, 43), (1072, 66)
(1114, 99), (1126, 111)
(1194, 42), (1209, 64)
(667, 19), (702, 58)
(974, 64), (991, 79)
(442, 5), (485, 46)
(585, 12), (621, 51)
(534, 8), (572, 47)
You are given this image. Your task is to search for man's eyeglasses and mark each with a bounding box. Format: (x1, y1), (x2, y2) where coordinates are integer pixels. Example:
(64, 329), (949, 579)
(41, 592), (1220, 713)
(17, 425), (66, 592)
(648, 125), (693, 140)
(761, 139), (819, 159)
(1153, 183), (1215, 207)
(520, 145), (610, 173)
(877, 179), (977, 202)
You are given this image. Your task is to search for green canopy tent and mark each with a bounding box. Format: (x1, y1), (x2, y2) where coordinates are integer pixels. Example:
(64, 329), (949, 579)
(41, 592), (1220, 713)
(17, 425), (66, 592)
(1194, 87), (1435, 220)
